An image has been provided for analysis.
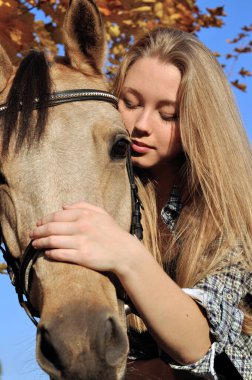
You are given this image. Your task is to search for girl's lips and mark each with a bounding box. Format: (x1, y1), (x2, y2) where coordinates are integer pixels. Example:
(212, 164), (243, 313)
(131, 140), (153, 154)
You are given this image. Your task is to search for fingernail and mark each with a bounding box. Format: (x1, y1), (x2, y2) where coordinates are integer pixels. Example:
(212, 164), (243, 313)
(31, 241), (37, 249)
(63, 203), (71, 208)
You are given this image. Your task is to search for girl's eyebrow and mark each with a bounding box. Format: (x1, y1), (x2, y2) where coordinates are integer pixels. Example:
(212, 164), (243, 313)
(120, 87), (142, 98)
(158, 99), (178, 108)
(121, 87), (178, 108)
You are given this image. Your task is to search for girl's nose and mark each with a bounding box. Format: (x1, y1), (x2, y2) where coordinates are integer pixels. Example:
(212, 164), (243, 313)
(134, 109), (152, 135)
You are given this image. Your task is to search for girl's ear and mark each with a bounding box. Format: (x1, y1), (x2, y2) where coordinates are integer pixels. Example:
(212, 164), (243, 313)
(0, 45), (14, 92)
(63, 0), (106, 75)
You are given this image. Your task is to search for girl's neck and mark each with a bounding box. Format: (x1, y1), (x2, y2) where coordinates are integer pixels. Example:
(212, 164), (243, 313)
(148, 161), (183, 211)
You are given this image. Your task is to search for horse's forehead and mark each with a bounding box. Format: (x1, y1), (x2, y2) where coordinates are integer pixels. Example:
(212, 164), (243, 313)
(48, 62), (126, 135)
(50, 62), (107, 91)
(3, 102), (126, 170)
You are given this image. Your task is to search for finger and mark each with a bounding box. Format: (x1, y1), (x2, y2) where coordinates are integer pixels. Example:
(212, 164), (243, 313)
(36, 208), (85, 226)
(45, 249), (81, 265)
(30, 221), (77, 239)
(31, 235), (77, 250)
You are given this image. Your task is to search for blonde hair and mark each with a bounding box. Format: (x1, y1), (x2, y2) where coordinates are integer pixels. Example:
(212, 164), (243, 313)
(113, 28), (252, 333)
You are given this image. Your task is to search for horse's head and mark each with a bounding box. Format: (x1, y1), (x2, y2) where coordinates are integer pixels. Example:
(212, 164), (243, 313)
(0, 1), (133, 378)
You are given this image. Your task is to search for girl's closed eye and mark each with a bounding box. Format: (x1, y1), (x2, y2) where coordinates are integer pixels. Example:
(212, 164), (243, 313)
(123, 97), (140, 110)
(159, 112), (179, 123)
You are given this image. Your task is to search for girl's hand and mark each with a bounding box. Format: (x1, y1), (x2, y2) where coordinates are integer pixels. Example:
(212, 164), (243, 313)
(29, 201), (141, 275)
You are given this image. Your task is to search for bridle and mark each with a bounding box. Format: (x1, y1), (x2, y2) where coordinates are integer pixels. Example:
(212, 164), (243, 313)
(0, 89), (143, 326)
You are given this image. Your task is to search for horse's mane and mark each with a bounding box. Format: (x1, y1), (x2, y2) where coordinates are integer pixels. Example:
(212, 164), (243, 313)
(2, 50), (51, 155)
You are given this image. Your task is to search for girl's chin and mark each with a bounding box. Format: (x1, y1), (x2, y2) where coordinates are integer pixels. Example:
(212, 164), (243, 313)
(131, 157), (151, 169)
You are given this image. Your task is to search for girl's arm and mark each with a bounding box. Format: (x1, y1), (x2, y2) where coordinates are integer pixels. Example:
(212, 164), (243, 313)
(30, 201), (211, 365)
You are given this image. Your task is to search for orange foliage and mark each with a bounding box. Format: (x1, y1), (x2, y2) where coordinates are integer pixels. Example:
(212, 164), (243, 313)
(0, 263), (6, 274)
(231, 80), (247, 92)
(0, 0), (251, 90)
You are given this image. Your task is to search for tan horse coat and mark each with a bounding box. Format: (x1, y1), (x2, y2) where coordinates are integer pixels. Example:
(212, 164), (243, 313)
(0, 1), (132, 379)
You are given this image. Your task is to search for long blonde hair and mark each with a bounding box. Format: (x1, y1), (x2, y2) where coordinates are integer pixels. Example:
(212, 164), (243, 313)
(113, 28), (252, 333)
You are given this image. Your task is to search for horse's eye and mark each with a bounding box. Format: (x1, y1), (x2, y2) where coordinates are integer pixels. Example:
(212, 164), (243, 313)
(111, 138), (129, 159)
(0, 172), (7, 185)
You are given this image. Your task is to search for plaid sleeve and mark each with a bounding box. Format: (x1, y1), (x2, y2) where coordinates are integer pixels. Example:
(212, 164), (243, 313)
(195, 265), (247, 345)
(161, 262), (252, 379)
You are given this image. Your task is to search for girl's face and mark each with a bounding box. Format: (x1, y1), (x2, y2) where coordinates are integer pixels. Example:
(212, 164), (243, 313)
(119, 57), (182, 177)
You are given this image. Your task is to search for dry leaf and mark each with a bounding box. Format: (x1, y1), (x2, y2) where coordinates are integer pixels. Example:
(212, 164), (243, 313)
(239, 68), (251, 77)
(206, 6), (226, 17)
(231, 80), (246, 92)
(235, 47), (251, 53)
(131, 6), (152, 13)
(0, 263), (7, 274)
(242, 24), (252, 32)
(0, 0), (250, 91)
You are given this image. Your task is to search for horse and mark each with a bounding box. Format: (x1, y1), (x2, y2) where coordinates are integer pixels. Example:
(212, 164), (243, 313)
(0, 1), (143, 379)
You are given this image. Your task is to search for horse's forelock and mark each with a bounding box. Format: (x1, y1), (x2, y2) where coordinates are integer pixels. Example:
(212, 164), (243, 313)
(2, 50), (51, 156)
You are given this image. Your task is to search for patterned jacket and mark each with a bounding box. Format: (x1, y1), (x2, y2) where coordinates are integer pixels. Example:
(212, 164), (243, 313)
(160, 187), (252, 380)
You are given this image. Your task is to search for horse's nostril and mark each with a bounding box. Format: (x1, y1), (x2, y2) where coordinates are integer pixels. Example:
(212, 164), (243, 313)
(37, 313), (128, 379)
(103, 317), (129, 367)
(38, 325), (63, 371)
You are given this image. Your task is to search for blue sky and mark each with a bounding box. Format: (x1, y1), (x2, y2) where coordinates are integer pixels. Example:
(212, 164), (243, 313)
(0, 1), (251, 379)
(197, 0), (252, 141)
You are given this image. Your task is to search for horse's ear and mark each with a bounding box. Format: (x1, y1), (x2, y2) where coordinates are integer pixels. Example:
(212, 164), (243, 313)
(63, 0), (106, 75)
(0, 45), (14, 92)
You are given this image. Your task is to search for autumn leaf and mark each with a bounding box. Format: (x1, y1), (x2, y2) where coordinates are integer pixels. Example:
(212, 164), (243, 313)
(0, 263), (7, 274)
(227, 33), (247, 44)
(0, 0), (250, 91)
(235, 47), (252, 53)
(10, 28), (23, 45)
(108, 23), (120, 38)
(206, 6), (226, 17)
(242, 24), (252, 32)
(0, 0), (11, 6)
(97, 1), (111, 16)
(99, 5), (111, 16)
(226, 54), (236, 59)
(131, 6), (152, 13)
(231, 80), (246, 92)
(34, 20), (58, 55)
(154, 2), (163, 19)
(239, 68), (252, 77)
(121, 0), (135, 11)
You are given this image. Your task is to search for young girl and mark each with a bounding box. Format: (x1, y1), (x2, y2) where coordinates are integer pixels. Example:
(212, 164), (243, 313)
(30, 28), (252, 379)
